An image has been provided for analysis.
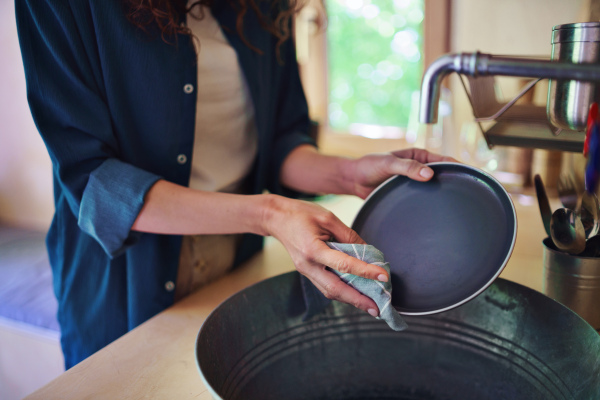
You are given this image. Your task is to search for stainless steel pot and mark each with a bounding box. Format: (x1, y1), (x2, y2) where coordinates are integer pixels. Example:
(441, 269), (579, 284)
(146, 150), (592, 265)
(195, 272), (600, 400)
(547, 22), (600, 131)
(543, 237), (600, 330)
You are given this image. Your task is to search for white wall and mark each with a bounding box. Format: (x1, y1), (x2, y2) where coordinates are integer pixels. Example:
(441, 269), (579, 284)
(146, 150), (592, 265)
(0, 1), (54, 231)
(451, 0), (587, 56)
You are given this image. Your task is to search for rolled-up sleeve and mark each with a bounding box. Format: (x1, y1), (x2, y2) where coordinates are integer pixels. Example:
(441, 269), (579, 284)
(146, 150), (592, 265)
(79, 159), (160, 257)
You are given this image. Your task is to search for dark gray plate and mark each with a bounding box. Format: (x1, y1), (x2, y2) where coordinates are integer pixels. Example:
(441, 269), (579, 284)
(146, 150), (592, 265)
(352, 162), (517, 315)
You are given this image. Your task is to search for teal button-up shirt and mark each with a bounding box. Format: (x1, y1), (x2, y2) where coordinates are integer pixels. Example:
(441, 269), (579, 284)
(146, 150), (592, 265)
(16, 0), (314, 368)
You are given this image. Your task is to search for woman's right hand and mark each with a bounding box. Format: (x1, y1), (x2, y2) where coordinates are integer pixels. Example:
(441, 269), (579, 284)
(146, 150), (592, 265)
(261, 194), (387, 317)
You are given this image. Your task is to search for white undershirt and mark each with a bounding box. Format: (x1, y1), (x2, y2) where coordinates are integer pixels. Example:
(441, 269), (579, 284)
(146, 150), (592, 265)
(175, 6), (258, 301)
(186, 5), (258, 193)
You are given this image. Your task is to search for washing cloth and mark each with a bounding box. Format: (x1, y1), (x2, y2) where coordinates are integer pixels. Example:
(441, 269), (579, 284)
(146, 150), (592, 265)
(300, 242), (407, 331)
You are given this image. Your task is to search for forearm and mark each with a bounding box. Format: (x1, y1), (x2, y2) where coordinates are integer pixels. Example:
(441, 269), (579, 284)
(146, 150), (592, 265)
(280, 145), (456, 200)
(279, 145), (357, 196)
(131, 180), (273, 236)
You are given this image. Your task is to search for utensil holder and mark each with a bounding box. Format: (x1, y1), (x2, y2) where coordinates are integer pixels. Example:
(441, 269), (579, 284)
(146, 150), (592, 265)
(543, 237), (600, 330)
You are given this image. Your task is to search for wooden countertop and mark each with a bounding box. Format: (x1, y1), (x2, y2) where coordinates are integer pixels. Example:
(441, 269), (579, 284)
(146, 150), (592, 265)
(25, 192), (548, 400)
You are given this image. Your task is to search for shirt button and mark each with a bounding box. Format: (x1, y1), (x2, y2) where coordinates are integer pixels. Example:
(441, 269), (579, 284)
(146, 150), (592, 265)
(165, 281), (175, 292)
(177, 154), (187, 164)
(183, 84), (194, 94)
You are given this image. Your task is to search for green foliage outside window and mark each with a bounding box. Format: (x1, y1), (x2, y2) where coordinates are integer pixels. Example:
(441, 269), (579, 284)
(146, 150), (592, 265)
(326, 0), (424, 131)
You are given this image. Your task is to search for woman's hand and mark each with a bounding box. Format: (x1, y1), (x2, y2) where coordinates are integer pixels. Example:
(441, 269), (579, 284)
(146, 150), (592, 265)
(262, 195), (386, 316)
(347, 148), (457, 199)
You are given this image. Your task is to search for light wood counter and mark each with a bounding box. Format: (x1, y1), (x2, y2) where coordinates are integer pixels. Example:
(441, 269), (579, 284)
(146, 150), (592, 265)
(24, 193), (548, 400)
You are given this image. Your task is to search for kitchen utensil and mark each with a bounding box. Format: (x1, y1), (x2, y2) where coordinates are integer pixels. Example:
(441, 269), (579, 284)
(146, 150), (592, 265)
(547, 22), (600, 131)
(578, 192), (600, 238)
(550, 208), (586, 254)
(543, 237), (600, 329)
(351, 162), (516, 315)
(195, 272), (600, 400)
(534, 174), (553, 237)
(583, 102), (599, 157)
(578, 106), (600, 238)
(584, 109), (600, 193)
(556, 172), (578, 210)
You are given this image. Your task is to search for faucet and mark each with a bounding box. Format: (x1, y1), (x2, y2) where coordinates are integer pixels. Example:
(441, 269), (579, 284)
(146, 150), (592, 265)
(419, 51), (600, 125)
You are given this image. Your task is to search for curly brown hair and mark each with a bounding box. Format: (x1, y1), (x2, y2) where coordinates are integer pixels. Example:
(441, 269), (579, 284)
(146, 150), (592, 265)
(125, 0), (306, 57)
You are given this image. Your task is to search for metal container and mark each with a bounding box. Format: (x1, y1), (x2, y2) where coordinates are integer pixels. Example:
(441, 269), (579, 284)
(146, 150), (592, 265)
(196, 272), (600, 400)
(543, 237), (600, 330)
(547, 22), (600, 131)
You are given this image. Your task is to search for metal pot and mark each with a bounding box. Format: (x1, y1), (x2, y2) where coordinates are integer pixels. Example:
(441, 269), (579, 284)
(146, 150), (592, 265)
(547, 22), (600, 131)
(543, 237), (600, 330)
(195, 272), (600, 400)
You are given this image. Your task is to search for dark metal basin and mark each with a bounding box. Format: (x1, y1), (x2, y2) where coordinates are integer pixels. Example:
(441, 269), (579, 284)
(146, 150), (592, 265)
(195, 272), (600, 400)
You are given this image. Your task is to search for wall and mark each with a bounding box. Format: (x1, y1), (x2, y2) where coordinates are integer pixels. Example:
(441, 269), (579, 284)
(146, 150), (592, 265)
(1, 1), (54, 231)
(451, 0), (587, 55)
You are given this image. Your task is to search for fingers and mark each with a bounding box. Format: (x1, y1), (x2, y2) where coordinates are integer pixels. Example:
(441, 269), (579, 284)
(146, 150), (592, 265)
(291, 237), (385, 316)
(301, 265), (380, 316)
(370, 153), (433, 182)
(314, 243), (389, 282)
(382, 148), (459, 182)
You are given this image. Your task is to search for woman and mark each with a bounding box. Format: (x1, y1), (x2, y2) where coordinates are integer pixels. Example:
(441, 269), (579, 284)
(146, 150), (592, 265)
(16, 0), (453, 368)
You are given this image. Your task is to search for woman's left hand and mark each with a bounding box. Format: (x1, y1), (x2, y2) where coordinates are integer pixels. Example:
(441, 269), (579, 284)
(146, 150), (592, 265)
(347, 148), (457, 199)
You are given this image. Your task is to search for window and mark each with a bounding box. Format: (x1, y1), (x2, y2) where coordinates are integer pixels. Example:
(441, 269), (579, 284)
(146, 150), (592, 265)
(327, 0), (424, 134)
(296, 0), (450, 146)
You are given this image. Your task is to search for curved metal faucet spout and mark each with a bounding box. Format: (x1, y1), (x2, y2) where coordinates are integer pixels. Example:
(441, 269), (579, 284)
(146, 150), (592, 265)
(419, 52), (477, 124)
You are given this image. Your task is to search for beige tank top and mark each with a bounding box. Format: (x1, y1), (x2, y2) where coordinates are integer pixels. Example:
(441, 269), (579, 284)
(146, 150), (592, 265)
(175, 5), (258, 301)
